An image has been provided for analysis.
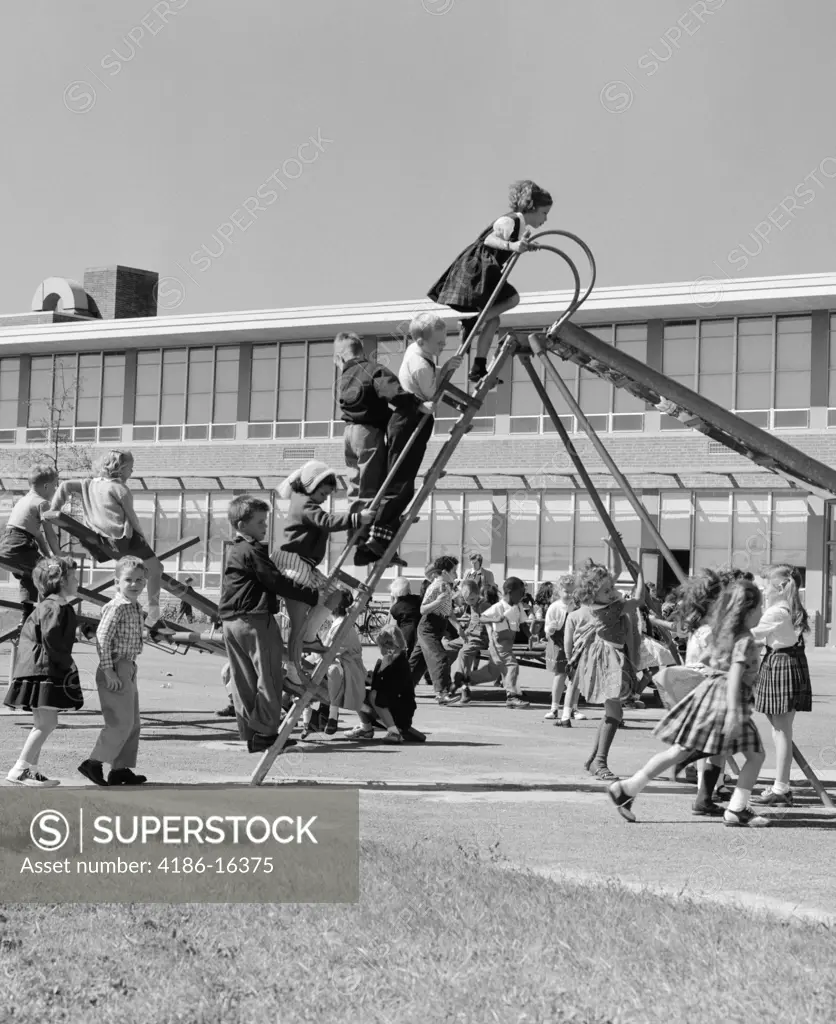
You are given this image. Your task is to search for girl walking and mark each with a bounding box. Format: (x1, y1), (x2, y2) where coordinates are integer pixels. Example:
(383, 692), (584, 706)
(751, 564), (812, 807)
(564, 565), (641, 780)
(5, 557), (83, 787)
(608, 579), (771, 828)
(428, 180), (552, 383)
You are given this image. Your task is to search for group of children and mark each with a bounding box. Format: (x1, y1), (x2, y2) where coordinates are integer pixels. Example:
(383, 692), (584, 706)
(0, 179), (817, 826)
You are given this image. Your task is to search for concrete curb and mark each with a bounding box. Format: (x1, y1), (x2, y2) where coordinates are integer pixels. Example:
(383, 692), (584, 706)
(498, 862), (836, 929)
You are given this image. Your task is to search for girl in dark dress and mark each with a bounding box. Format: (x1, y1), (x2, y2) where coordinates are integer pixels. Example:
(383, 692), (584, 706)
(388, 577), (422, 656)
(428, 180), (552, 383)
(5, 556), (83, 787)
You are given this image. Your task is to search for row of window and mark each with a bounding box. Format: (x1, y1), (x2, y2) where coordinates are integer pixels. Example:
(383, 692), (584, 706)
(0, 313), (830, 434)
(0, 488), (807, 594)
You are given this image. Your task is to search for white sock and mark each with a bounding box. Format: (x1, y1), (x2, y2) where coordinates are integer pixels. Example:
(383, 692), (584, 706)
(728, 787), (751, 813)
(12, 759), (30, 773)
(560, 708), (572, 721)
(772, 780), (790, 795)
(328, 705), (340, 720)
(302, 707), (313, 727)
(621, 767), (653, 798)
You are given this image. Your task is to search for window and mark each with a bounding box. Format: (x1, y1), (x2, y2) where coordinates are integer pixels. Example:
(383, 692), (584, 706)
(304, 341), (334, 436)
(28, 356), (53, 427)
(431, 494), (462, 560)
(578, 326), (612, 426)
(694, 492), (730, 570)
(662, 322), (696, 389)
(731, 494), (769, 575)
(698, 320), (733, 408)
(401, 497), (430, 569)
(213, 347), (239, 424)
(660, 492), (692, 550)
(186, 349), (213, 426)
(539, 493), (572, 575)
(250, 345), (278, 423)
(574, 493), (605, 567)
(736, 318), (772, 411)
(772, 495), (808, 568)
(0, 358), (20, 433)
(101, 354), (125, 426)
(463, 495), (493, 560)
(775, 316), (810, 411)
(612, 324), (646, 427)
(506, 490), (538, 582)
(277, 345), (305, 432)
(160, 349), (187, 426)
(135, 351), (161, 425)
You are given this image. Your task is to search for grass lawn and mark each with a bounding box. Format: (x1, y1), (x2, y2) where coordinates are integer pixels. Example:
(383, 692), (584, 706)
(1, 840), (834, 1024)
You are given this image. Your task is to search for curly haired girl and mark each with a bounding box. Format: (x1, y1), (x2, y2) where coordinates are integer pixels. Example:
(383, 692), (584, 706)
(428, 179), (552, 383)
(609, 579), (770, 828)
(563, 564), (641, 781)
(750, 564), (812, 807)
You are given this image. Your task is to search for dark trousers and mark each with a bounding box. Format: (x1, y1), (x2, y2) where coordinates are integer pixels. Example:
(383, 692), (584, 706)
(413, 614), (454, 694)
(371, 410), (433, 544)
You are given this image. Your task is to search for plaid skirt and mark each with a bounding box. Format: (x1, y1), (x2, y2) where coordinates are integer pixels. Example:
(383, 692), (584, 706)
(428, 243), (518, 311)
(754, 645), (812, 715)
(653, 674), (763, 756)
(273, 550), (330, 595)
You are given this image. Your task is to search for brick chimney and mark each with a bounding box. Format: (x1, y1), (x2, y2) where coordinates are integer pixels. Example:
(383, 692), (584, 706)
(82, 265), (158, 319)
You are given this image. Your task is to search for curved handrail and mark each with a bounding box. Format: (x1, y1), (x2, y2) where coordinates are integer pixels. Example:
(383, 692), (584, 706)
(527, 229), (597, 335)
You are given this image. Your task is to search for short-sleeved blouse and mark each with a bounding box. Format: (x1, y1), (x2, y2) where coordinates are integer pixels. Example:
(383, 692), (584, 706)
(422, 578), (453, 618)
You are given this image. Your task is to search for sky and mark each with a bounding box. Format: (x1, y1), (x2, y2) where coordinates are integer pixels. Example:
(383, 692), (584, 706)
(2, 0), (836, 316)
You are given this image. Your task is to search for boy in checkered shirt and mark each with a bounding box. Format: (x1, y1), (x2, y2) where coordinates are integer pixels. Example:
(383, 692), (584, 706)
(78, 556), (149, 787)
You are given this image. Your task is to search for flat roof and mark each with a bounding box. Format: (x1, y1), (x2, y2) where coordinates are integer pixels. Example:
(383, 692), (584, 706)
(1, 271), (835, 355)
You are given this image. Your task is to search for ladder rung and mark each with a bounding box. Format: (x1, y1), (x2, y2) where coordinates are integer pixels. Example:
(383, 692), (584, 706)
(443, 382), (480, 408)
(335, 569), (367, 590)
(441, 395), (470, 413)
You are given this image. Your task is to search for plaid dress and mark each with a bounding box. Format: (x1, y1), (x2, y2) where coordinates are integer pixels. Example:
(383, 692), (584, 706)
(754, 637), (812, 715)
(653, 633), (763, 755)
(428, 213), (523, 312)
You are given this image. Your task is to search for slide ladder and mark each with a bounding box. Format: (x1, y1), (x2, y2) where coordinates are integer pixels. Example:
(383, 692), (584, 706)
(251, 228), (598, 784)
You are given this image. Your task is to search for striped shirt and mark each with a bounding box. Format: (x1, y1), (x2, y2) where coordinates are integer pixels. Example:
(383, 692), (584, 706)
(96, 594), (145, 670)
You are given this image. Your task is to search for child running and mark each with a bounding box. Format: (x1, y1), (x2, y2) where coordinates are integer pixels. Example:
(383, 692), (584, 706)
(544, 574), (584, 724)
(302, 589), (366, 738)
(78, 556), (151, 786)
(5, 557), (83, 787)
(608, 579), (770, 828)
(475, 576), (531, 709)
(0, 465), (61, 625)
(564, 565), (641, 780)
(51, 450), (164, 626)
(428, 180), (552, 383)
(413, 555), (466, 704)
(276, 460), (374, 673)
(750, 564), (812, 807)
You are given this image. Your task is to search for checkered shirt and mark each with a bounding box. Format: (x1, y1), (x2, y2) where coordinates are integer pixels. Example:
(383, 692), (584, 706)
(96, 594), (144, 670)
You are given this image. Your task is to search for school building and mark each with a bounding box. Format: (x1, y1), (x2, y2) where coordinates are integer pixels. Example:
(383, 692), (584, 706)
(2, 266), (836, 641)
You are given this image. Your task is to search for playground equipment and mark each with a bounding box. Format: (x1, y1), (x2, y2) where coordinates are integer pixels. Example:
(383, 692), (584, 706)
(251, 228), (835, 814)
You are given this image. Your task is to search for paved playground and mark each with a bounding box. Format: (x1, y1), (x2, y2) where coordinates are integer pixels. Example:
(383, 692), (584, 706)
(2, 638), (835, 919)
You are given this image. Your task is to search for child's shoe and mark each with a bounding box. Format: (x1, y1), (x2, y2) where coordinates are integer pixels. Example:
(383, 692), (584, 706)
(108, 768), (147, 786)
(571, 709), (587, 720)
(543, 709), (559, 720)
(78, 759), (108, 786)
(216, 702), (236, 718)
(723, 806), (770, 828)
(753, 787), (793, 807)
(383, 728), (403, 744)
(607, 781), (636, 822)
(692, 799), (724, 817)
(554, 717), (572, 728)
(324, 718), (339, 736)
(7, 767), (60, 788)
(344, 725), (374, 740)
(468, 357), (488, 383)
(506, 695), (530, 709)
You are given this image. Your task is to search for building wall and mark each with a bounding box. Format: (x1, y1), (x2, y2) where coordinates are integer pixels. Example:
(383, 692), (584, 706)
(0, 305), (833, 635)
